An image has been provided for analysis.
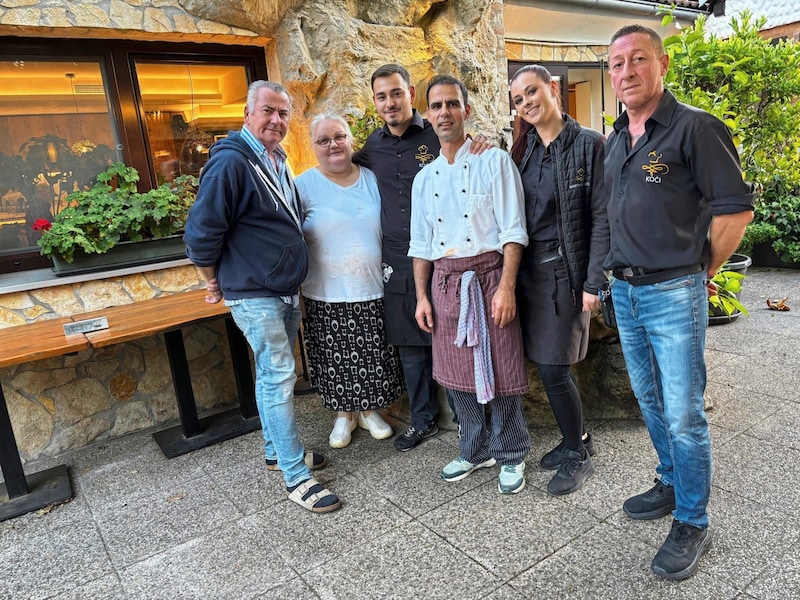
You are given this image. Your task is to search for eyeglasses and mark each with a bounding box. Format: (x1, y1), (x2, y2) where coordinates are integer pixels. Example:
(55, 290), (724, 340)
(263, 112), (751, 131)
(314, 133), (349, 148)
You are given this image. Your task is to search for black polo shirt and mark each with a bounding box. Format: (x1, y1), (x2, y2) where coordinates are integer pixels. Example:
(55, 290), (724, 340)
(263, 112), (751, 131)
(353, 110), (440, 244)
(603, 90), (753, 271)
(519, 139), (559, 242)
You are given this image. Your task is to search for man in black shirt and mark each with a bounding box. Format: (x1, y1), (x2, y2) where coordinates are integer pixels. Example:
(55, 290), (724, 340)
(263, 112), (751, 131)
(353, 64), (442, 451)
(604, 25), (753, 580)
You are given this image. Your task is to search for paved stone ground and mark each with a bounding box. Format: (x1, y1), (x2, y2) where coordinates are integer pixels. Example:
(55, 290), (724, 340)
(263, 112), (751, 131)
(2, 267), (798, 600)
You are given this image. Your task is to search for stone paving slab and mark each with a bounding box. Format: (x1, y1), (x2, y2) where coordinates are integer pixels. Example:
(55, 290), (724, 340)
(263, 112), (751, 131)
(2, 267), (798, 599)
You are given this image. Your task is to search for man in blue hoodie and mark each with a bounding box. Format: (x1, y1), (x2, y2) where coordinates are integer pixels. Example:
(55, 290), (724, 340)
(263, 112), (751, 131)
(183, 80), (341, 514)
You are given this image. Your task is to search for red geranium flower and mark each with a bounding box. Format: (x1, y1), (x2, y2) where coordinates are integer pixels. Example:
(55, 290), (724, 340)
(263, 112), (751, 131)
(32, 218), (52, 232)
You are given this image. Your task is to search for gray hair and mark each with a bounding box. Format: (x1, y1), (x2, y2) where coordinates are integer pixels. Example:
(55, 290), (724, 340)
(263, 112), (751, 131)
(246, 80), (291, 112)
(309, 112), (352, 142)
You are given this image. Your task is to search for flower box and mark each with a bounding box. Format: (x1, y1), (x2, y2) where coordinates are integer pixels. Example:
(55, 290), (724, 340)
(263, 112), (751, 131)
(51, 235), (186, 276)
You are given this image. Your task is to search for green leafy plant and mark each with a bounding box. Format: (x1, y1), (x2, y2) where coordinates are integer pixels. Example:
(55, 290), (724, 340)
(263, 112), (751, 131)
(345, 104), (383, 151)
(659, 10), (800, 267)
(708, 267), (748, 318)
(36, 162), (198, 263)
(662, 11), (800, 191)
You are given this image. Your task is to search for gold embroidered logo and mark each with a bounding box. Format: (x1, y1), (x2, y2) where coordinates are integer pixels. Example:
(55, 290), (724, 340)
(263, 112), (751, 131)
(576, 167), (586, 183)
(642, 151), (669, 183)
(415, 144), (435, 165)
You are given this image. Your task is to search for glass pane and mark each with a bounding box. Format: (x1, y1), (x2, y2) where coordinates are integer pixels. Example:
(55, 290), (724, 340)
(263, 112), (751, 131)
(135, 62), (249, 183)
(0, 59), (121, 256)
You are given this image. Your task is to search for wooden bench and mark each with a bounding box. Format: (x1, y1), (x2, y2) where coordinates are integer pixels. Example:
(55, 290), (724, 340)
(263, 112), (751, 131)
(0, 290), (257, 521)
(79, 290), (258, 458)
(0, 317), (88, 520)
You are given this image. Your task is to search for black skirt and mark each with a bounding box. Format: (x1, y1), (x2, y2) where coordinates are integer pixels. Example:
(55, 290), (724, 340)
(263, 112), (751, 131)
(303, 297), (405, 412)
(516, 255), (590, 365)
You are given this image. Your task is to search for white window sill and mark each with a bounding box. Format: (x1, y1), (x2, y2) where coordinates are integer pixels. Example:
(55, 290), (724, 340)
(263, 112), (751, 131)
(0, 258), (194, 295)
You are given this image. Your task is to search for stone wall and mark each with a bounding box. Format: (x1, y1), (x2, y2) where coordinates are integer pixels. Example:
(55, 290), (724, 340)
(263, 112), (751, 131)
(0, 0), (511, 173)
(505, 40), (608, 63)
(0, 265), (240, 461)
(0, 1), (638, 461)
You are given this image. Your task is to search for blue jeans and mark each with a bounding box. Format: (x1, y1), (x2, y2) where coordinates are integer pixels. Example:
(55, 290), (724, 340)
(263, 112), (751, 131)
(227, 296), (309, 488)
(611, 271), (711, 529)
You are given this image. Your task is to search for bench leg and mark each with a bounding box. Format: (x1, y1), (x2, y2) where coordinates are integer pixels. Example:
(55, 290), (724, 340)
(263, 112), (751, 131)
(163, 329), (201, 438)
(153, 324), (261, 459)
(0, 386), (27, 498)
(0, 385), (72, 521)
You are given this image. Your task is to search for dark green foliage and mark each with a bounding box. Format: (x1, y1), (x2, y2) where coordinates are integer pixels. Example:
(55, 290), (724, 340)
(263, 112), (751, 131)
(662, 10), (800, 264)
(37, 163), (198, 263)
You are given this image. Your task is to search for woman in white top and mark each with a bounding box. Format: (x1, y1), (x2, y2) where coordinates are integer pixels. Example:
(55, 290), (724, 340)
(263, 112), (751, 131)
(296, 113), (404, 448)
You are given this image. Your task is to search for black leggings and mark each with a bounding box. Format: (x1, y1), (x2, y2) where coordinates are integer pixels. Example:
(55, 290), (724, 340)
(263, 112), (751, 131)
(536, 362), (585, 453)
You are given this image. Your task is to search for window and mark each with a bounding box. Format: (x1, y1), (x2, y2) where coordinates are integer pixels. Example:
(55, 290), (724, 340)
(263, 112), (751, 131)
(0, 38), (267, 273)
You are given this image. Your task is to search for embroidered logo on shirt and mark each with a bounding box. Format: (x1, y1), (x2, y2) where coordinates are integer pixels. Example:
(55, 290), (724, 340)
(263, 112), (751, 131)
(569, 167), (591, 189)
(642, 151), (670, 184)
(415, 145), (435, 167)
(382, 263), (394, 283)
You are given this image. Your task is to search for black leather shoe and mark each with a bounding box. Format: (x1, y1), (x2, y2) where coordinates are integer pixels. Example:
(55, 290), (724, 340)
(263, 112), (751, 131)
(623, 478), (676, 520)
(540, 433), (597, 470)
(651, 520), (711, 580)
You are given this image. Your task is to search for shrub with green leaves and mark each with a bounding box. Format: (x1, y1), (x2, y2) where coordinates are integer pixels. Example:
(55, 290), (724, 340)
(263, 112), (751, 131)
(662, 10), (800, 264)
(37, 162), (198, 263)
(663, 11), (800, 190)
(345, 104), (383, 151)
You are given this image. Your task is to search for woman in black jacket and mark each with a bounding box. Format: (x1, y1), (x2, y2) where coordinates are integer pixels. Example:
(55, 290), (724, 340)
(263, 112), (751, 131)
(509, 64), (609, 495)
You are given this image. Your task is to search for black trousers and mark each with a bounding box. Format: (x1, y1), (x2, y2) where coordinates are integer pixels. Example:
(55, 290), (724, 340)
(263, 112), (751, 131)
(398, 344), (438, 430)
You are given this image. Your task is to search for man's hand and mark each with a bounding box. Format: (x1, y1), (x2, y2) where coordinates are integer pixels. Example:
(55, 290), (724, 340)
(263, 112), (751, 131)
(415, 296), (435, 333)
(490, 287), (516, 328)
(467, 133), (494, 155)
(582, 290), (600, 312)
(204, 277), (223, 304)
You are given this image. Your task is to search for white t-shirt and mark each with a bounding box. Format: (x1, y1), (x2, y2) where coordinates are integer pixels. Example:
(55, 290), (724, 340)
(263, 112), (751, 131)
(296, 166), (383, 302)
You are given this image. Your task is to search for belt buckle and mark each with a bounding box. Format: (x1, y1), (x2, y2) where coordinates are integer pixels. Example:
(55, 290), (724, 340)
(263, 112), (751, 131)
(622, 267), (635, 278)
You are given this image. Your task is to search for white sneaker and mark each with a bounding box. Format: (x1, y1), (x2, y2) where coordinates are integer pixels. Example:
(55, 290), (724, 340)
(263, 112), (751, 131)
(358, 411), (393, 440)
(329, 416), (357, 448)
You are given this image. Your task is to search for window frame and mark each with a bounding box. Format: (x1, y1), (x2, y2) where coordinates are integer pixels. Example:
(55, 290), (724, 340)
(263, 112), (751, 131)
(0, 37), (267, 273)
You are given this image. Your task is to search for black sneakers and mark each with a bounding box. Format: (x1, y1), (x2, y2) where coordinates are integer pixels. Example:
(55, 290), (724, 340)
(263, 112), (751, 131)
(393, 422), (439, 452)
(651, 520), (711, 580)
(623, 478), (676, 520)
(546, 448), (595, 495)
(540, 433), (597, 470)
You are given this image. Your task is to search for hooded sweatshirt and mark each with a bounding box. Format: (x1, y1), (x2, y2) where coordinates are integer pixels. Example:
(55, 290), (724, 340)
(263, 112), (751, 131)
(183, 131), (308, 299)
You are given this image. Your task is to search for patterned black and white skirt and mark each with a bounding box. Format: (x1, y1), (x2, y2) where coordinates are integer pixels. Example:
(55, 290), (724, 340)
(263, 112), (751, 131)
(303, 298), (405, 412)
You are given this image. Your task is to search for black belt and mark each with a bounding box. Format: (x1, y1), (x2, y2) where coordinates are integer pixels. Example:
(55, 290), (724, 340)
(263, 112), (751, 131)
(612, 264), (703, 286)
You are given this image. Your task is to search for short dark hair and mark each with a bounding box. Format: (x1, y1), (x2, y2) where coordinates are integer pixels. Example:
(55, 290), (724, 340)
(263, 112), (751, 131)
(426, 74), (469, 107)
(610, 24), (665, 56)
(370, 64), (411, 90)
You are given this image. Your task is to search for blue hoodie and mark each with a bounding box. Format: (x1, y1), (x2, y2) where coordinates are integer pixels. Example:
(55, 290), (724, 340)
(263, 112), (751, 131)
(183, 131), (308, 299)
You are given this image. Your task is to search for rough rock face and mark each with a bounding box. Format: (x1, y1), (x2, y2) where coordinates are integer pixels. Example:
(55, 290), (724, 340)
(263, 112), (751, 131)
(181, 0), (509, 172)
(178, 0), (303, 34)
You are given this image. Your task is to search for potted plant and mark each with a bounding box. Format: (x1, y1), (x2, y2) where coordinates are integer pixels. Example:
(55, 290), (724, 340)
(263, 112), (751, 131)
(708, 253), (751, 325)
(35, 162), (198, 275)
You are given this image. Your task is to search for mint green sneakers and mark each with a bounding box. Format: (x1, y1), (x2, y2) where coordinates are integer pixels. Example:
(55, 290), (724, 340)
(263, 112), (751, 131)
(440, 456), (496, 482)
(498, 462), (526, 494)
